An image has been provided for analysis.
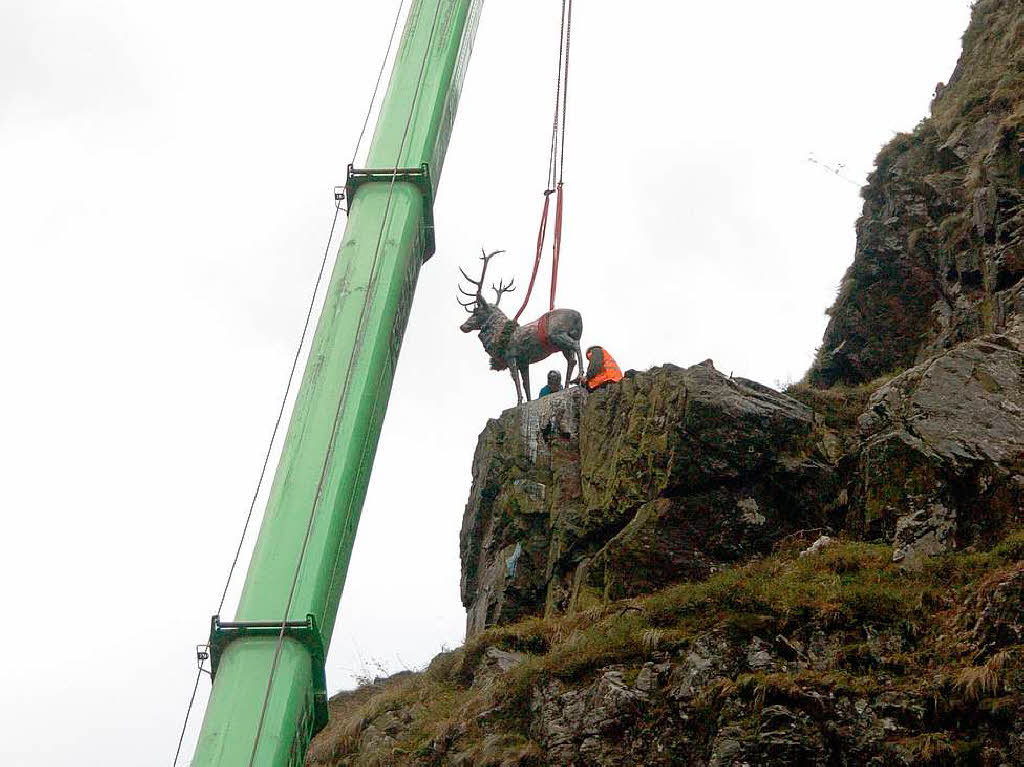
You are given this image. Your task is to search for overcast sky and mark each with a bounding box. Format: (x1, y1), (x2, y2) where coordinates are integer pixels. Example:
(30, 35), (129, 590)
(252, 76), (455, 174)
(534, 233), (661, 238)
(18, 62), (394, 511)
(0, 1), (973, 764)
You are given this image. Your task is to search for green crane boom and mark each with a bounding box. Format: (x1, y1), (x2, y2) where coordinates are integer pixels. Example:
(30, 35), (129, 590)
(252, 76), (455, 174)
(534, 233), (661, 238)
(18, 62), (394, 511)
(191, 2), (484, 763)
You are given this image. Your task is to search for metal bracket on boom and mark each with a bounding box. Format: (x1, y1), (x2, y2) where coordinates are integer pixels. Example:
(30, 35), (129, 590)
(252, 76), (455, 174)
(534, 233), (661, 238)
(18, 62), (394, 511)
(345, 163), (436, 261)
(208, 614), (329, 735)
(196, 643), (211, 674)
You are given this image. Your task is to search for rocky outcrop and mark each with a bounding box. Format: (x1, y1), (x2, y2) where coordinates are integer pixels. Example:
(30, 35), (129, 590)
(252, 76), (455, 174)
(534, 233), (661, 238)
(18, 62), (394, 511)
(570, 365), (837, 610)
(461, 362), (837, 638)
(810, 0), (1024, 386)
(851, 334), (1024, 566)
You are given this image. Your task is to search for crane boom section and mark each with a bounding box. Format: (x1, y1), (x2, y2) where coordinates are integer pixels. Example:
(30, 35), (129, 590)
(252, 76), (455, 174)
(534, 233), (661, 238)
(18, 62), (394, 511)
(191, 2), (484, 764)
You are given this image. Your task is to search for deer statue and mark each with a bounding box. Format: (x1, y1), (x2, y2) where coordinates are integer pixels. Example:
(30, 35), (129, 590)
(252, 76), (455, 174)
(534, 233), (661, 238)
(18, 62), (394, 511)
(458, 248), (584, 405)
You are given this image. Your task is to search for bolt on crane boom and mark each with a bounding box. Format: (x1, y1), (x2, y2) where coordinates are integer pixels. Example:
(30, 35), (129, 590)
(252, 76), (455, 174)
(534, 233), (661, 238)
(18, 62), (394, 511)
(190, 1), (485, 764)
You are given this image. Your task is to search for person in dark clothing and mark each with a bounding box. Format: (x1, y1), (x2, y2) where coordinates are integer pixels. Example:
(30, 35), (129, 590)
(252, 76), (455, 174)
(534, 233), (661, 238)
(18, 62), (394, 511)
(537, 370), (562, 398)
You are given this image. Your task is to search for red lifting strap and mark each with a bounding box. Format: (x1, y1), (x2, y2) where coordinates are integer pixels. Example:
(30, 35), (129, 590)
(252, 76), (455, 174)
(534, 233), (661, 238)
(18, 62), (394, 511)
(512, 0), (572, 323)
(550, 182), (563, 311)
(511, 183), (565, 321)
(512, 189), (554, 322)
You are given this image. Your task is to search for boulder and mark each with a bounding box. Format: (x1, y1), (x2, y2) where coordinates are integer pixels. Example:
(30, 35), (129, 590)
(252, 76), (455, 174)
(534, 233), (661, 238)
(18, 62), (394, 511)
(853, 334), (1024, 564)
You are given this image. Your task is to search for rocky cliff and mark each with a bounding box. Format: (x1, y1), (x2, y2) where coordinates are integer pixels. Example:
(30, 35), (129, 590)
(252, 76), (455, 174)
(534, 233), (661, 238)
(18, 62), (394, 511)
(809, 0), (1024, 387)
(308, 2), (1024, 764)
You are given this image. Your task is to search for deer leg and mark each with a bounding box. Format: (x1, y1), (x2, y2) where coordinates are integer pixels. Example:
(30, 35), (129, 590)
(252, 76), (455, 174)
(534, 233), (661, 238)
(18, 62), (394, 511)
(520, 362), (532, 401)
(548, 331), (584, 386)
(564, 350), (576, 387)
(510, 366), (523, 405)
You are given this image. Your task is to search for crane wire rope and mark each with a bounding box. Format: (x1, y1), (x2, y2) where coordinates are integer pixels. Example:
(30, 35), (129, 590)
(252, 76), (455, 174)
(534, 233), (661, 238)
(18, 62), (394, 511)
(245, 1), (446, 764)
(351, 0), (408, 168)
(547, 0), (567, 192)
(557, 0), (571, 186)
(171, 1), (407, 764)
(549, 0), (572, 309)
(512, 0), (573, 322)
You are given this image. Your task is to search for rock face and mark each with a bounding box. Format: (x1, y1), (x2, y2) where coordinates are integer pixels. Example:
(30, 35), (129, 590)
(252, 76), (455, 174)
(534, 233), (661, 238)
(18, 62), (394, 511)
(852, 334), (1024, 566)
(810, 0), (1024, 386)
(461, 362), (836, 637)
(461, 387), (586, 636)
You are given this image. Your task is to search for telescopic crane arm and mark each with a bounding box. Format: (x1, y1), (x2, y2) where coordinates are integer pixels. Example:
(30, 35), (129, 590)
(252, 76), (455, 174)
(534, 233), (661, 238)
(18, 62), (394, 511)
(191, 2), (485, 764)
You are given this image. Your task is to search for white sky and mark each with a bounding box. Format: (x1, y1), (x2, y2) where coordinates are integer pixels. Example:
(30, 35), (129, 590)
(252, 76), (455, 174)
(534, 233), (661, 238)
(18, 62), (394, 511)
(0, 1), (973, 764)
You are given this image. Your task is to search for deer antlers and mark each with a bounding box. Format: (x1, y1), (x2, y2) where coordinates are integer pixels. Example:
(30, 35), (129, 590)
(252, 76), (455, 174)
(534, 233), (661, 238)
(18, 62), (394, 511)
(491, 276), (516, 306)
(457, 248), (514, 311)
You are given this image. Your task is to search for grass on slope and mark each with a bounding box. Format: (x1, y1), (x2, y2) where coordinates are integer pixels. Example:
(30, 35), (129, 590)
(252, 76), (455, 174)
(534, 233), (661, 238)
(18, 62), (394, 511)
(307, 533), (1024, 766)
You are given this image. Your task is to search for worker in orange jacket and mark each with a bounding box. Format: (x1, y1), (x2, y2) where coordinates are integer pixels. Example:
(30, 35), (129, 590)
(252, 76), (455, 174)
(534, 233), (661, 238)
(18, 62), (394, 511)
(578, 345), (622, 391)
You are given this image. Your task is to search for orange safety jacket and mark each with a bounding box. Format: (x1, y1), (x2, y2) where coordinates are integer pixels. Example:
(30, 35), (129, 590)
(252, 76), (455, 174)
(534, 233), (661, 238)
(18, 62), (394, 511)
(585, 347), (623, 390)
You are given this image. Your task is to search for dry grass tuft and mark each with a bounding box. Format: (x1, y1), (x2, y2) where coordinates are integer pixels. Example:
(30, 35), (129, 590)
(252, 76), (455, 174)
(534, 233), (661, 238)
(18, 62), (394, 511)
(954, 650), (1011, 702)
(641, 628), (663, 654)
(910, 732), (956, 762)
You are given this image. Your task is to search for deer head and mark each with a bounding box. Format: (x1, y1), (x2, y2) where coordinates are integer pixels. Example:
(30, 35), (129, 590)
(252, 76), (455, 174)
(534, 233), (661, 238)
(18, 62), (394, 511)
(458, 248), (515, 332)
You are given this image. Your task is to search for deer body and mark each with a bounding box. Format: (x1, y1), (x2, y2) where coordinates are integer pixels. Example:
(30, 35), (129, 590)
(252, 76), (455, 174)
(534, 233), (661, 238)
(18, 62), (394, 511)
(458, 250), (584, 405)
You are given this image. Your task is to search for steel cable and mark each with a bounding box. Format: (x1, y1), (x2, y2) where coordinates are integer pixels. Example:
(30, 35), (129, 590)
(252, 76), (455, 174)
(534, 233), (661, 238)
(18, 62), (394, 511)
(171, 2), (408, 764)
(351, 0), (408, 167)
(172, 192), (344, 767)
(172, 664), (206, 767)
(558, 0), (573, 184)
(547, 0), (568, 191)
(514, 0), (572, 321)
(245, 1), (447, 764)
